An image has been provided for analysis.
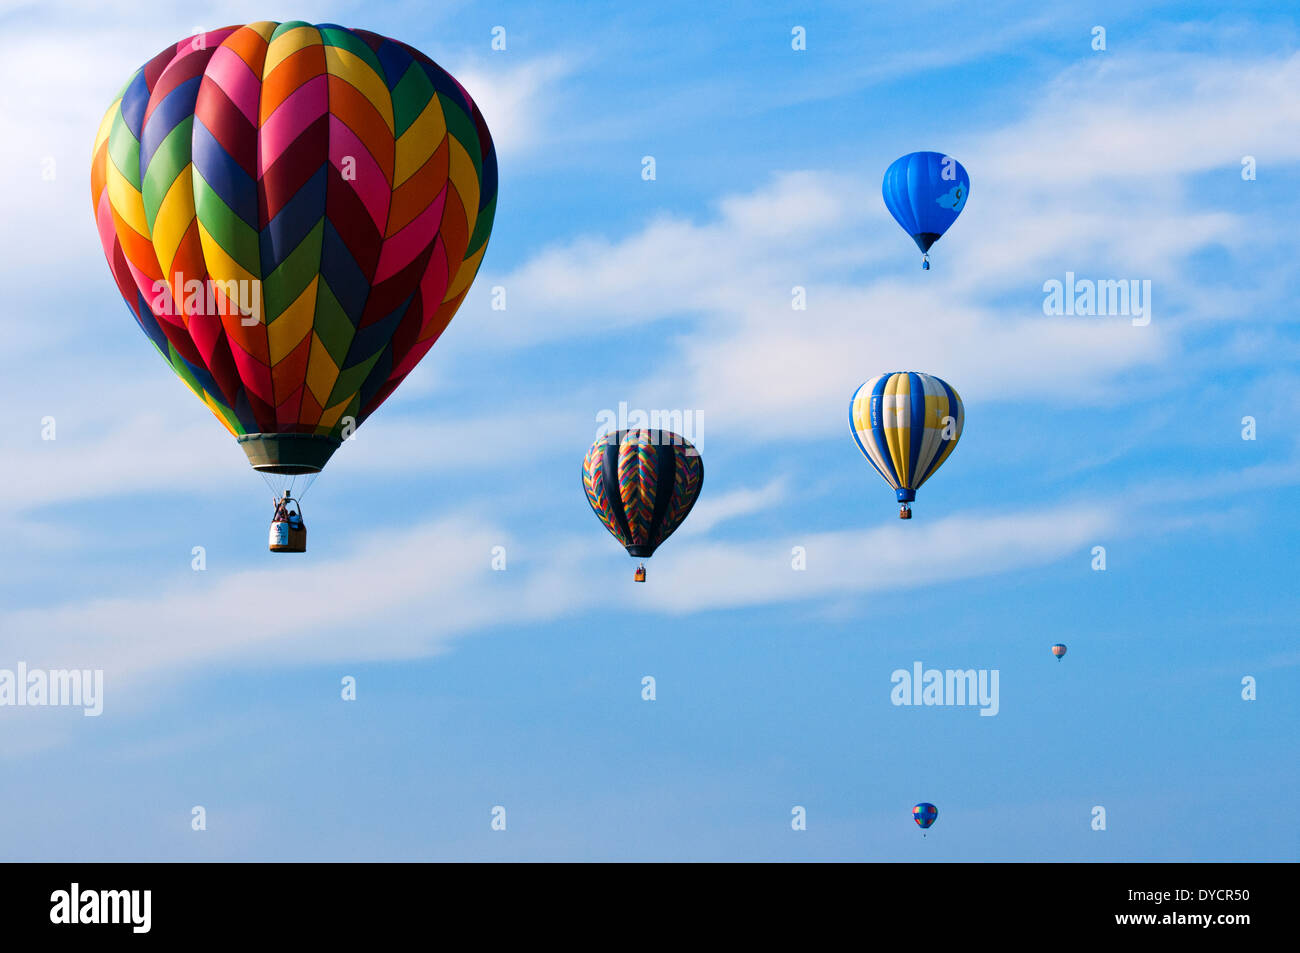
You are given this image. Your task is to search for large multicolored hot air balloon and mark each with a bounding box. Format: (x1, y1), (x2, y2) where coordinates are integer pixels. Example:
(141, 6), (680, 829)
(882, 151), (969, 269)
(582, 430), (703, 581)
(913, 802), (938, 831)
(90, 22), (497, 534)
(1052, 643), (1068, 660)
(850, 372), (963, 519)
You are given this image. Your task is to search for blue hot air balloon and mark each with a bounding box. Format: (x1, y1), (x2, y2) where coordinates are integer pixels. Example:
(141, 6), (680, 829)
(882, 152), (970, 269)
(913, 802), (938, 831)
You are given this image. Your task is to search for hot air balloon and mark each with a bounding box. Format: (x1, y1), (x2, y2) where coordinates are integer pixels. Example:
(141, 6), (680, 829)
(1052, 643), (1068, 660)
(849, 373), (963, 519)
(913, 802), (938, 831)
(90, 22), (497, 550)
(882, 151), (969, 269)
(582, 429), (703, 581)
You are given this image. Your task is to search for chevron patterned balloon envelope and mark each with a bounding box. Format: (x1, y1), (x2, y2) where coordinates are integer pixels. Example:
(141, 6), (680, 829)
(582, 430), (704, 561)
(90, 21), (497, 474)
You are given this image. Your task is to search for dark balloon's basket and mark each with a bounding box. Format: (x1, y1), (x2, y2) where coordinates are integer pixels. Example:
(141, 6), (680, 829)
(634, 565), (646, 583)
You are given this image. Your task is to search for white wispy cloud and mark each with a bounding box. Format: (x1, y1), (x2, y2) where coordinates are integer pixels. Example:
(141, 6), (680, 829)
(475, 48), (1300, 447)
(0, 503), (1070, 708)
(453, 55), (576, 157)
(632, 501), (1118, 614)
(0, 513), (586, 693)
(678, 478), (788, 536)
(0, 478), (1239, 710)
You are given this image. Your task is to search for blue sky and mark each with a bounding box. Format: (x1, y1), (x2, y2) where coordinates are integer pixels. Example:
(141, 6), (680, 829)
(0, 0), (1297, 860)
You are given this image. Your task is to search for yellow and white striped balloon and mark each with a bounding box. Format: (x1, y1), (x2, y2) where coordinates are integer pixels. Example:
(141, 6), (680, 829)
(849, 372), (963, 506)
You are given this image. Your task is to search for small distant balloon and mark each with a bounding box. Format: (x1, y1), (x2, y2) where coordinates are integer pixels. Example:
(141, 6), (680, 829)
(882, 151), (969, 269)
(1052, 643), (1068, 660)
(913, 802), (938, 830)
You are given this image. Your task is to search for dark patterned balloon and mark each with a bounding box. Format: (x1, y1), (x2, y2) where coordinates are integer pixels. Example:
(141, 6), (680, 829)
(583, 430), (703, 577)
